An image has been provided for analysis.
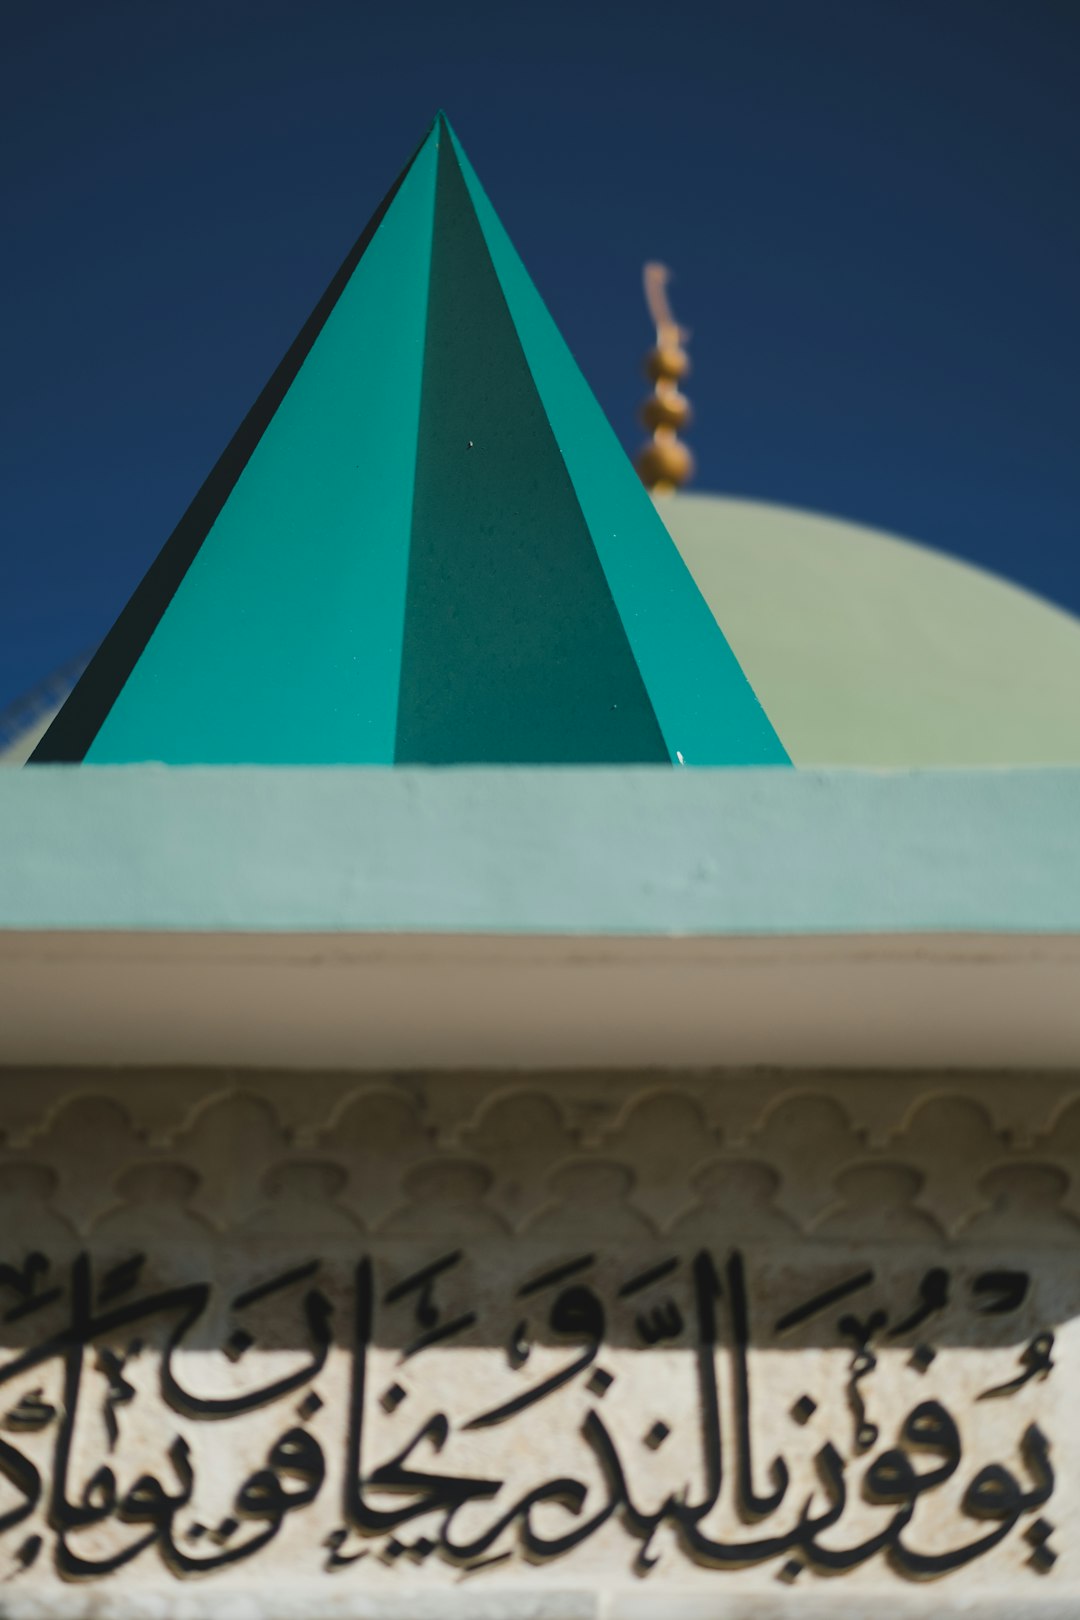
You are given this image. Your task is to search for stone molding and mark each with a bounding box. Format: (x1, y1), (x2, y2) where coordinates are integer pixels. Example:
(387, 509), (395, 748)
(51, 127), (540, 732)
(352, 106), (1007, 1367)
(1, 1067), (1079, 1243)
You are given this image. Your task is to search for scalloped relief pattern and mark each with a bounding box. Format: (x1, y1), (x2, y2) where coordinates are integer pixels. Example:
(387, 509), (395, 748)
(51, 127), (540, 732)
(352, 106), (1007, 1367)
(1, 1068), (1079, 1244)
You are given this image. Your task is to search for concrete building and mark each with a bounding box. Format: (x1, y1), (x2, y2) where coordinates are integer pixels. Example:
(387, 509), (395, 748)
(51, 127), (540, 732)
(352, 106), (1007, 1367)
(1, 114), (1078, 1619)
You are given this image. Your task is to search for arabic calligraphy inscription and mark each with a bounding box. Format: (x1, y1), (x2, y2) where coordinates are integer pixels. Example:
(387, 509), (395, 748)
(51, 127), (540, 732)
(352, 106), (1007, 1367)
(0, 1242), (1068, 1596)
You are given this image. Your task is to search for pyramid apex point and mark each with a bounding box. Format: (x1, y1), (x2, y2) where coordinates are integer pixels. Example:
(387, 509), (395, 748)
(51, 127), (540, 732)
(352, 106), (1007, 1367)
(432, 109), (466, 147)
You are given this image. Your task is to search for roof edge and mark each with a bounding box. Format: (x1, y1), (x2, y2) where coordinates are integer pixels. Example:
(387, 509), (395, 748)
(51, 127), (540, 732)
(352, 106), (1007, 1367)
(2, 765), (1078, 938)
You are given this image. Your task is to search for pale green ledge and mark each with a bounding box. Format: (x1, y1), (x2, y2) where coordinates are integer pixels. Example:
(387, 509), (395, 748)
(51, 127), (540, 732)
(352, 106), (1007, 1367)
(1, 766), (1079, 936)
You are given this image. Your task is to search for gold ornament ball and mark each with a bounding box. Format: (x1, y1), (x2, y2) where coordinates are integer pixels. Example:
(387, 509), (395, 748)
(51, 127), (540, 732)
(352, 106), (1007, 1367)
(639, 392), (692, 433)
(635, 436), (695, 490)
(644, 344), (691, 383)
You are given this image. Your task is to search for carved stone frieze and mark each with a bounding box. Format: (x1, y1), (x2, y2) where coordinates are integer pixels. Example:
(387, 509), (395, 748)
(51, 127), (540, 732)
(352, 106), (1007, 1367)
(0, 1067), (1076, 1616)
(0, 1067), (1078, 1243)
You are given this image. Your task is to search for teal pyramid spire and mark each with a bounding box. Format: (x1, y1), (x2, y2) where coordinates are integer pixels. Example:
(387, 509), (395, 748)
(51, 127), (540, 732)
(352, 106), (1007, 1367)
(33, 115), (789, 767)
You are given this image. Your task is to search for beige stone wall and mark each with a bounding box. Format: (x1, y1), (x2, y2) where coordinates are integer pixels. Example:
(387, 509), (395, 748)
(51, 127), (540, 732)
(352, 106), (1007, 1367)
(0, 1066), (1075, 1617)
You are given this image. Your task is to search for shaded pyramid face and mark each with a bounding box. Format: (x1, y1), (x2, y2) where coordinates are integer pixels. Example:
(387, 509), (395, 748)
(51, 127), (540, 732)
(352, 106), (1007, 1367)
(34, 116), (789, 767)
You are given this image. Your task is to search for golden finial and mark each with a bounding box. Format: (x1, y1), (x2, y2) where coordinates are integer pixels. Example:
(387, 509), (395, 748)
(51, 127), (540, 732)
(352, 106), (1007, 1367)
(634, 262), (694, 495)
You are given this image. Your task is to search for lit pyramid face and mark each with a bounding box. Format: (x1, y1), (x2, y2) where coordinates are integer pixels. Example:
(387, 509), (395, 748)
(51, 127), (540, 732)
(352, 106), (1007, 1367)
(34, 116), (787, 767)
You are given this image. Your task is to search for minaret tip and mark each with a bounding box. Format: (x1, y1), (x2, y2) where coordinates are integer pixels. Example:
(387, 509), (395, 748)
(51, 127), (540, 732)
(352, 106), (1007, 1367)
(634, 263), (694, 496)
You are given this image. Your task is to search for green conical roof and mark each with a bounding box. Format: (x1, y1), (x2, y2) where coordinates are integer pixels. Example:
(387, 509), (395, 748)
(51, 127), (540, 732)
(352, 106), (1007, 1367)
(33, 115), (788, 767)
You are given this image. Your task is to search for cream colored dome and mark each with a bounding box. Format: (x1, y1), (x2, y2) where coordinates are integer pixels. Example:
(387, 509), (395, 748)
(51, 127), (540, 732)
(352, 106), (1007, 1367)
(661, 494), (1080, 767)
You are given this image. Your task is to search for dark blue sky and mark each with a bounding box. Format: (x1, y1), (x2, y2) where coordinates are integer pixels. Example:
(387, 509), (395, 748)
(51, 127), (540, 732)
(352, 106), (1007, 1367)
(3, 0), (1078, 712)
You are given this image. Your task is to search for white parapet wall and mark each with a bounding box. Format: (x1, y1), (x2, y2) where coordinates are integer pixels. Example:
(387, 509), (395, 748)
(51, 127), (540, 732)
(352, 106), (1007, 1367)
(1, 765), (1078, 1614)
(1, 765), (1080, 1069)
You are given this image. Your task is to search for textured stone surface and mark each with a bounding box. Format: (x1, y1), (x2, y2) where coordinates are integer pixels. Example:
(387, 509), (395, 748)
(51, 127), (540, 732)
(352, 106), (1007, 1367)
(2, 1067), (1080, 1239)
(0, 1067), (1074, 1617)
